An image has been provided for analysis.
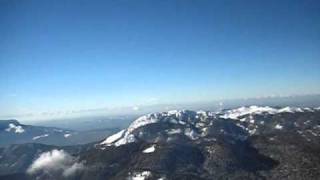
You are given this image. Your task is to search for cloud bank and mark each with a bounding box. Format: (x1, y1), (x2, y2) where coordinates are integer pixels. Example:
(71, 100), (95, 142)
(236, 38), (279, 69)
(27, 149), (83, 179)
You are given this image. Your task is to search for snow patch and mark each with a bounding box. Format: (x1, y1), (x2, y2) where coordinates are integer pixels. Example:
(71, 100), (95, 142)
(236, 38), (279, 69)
(114, 134), (136, 147)
(143, 145), (156, 153)
(64, 134), (71, 138)
(127, 115), (159, 134)
(196, 110), (207, 117)
(128, 171), (152, 180)
(167, 110), (180, 116)
(178, 120), (186, 125)
(275, 124), (283, 130)
(33, 134), (49, 140)
(184, 128), (199, 140)
(248, 128), (257, 135)
(166, 128), (182, 135)
(100, 113), (159, 147)
(101, 130), (125, 145)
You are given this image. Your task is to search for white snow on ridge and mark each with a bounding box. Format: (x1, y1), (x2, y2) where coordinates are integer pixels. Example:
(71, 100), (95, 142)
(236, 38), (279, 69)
(126, 115), (159, 134)
(33, 134), (49, 140)
(166, 128), (182, 135)
(143, 145), (156, 153)
(277, 107), (293, 113)
(114, 134), (136, 147)
(5, 123), (25, 133)
(101, 114), (159, 147)
(128, 171), (152, 180)
(278, 107), (303, 113)
(64, 133), (72, 138)
(248, 128), (257, 135)
(101, 130), (125, 145)
(167, 110), (180, 116)
(303, 107), (314, 112)
(101, 106), (318, 148)
(110, 114), (159, 146)
(220, 106), (311, 120)
(275, 124), (283, 130)
(196, 110), (208, 117)
(101, 111), (187, 147)
(220, 106), (278, 119)
(184, 128), (199, 140)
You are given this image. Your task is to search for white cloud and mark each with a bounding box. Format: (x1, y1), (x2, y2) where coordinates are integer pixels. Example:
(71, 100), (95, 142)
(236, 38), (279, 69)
(27, 149), (83, 177)
(63, 162), (84, 177)
(5, 123), (25, 133)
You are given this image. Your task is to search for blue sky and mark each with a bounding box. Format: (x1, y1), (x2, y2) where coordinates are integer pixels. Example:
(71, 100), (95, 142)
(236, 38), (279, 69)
(1, 0), (320, 119)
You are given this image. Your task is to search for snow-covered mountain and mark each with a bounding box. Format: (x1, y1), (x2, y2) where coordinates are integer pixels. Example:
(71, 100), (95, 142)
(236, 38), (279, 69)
(0, 120), (73, 147)
(1, 106), (320, 180)
(0, 120), (117, 147)
(81, 106), (320, 180)
(99, 106), (320, 148)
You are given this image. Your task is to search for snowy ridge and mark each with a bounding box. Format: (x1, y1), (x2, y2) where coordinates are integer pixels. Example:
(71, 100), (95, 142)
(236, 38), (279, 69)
(100, 106), (320, 147)
(101, 114), (162, 146)
(101, 130), (125, 145)
(219, 106), (308, 120)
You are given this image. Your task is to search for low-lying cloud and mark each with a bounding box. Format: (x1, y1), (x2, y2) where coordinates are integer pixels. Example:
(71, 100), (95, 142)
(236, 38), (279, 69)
(27, 149), (83, 179)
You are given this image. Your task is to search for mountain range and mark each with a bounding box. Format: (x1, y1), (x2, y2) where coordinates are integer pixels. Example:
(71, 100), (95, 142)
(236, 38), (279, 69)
(0, 106), (320, 180)
(0, 119), (118, 147)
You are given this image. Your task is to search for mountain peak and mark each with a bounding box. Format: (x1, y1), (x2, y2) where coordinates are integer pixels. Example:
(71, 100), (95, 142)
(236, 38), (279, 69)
(0, 119), (21, 131)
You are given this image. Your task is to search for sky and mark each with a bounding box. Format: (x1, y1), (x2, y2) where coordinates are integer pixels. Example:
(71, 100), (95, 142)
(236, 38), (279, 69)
(1, 0), (320, 120)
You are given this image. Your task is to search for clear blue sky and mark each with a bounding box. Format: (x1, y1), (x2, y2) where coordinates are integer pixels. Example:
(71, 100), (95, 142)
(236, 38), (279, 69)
(1, 0), (320, 118)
